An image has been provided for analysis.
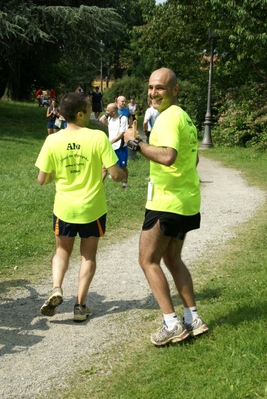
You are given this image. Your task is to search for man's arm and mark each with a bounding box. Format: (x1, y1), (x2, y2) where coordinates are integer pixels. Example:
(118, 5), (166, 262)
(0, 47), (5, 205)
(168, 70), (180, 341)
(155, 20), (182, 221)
(128, 115), (133, 127)
(109, 130), (125, 145)
(37, 170), (55, 185)
(143, 108), (151, 138)
(136, 142), (176, 166)
(124, 121), (177, 166)
(99, 114), (108, 128)
(143, 117), (150, 138)
(107, 164), (126, 182)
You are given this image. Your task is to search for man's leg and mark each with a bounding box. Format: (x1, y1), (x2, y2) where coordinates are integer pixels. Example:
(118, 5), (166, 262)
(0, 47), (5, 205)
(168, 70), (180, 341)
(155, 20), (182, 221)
(121, 166), (129, 188)
(162, 237), (196, 308)
(73, 236), (99, 321)
(52, 235), (75, 288)
(139, 220), (174, 314)
(139, 221), (189, 345)
(163, 237), (209, 337)
(40, 235), (74, 316)
(76, 236), (99, 305)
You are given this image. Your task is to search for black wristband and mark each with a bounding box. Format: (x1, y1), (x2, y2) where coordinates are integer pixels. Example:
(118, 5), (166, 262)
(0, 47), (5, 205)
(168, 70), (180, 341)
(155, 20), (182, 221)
(127, 138), (143, 151)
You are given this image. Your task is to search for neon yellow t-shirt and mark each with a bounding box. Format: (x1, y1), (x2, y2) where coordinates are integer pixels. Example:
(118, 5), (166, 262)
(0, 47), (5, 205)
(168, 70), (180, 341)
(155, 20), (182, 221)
(147, 105), (200, 215)
(35, 128), (118, 223)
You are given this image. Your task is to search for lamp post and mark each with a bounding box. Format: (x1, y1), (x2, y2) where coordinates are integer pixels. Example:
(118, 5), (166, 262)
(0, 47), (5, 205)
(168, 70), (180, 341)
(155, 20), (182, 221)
(106, 59), (110, 88)
(201, 28), (217, 149)
(99, 40), (105, 92)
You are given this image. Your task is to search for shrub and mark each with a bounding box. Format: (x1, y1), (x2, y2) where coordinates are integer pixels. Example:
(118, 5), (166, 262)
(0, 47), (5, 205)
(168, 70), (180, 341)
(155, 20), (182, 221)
(103, 76), (148, 114)
(178, 80), (207, 134)
(212, 83), (267, 150)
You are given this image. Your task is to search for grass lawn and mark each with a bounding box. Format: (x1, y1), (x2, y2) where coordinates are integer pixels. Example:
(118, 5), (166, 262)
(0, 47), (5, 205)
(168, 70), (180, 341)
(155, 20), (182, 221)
(1, 101), (267, 399)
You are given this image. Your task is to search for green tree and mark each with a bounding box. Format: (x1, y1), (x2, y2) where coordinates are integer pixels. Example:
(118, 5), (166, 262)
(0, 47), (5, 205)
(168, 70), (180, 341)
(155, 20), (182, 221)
(130, 0), (267, 88)
(0, 1), (122, 100)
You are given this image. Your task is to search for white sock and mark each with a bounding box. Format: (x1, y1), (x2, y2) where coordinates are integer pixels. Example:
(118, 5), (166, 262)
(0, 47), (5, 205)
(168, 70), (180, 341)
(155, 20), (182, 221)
(163, 312), (178, 330)
(184, 307), (198, 324)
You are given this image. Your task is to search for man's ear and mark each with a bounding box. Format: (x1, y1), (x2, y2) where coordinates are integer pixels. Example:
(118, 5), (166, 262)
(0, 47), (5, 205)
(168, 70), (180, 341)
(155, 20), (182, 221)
(174, 83), (180, 96)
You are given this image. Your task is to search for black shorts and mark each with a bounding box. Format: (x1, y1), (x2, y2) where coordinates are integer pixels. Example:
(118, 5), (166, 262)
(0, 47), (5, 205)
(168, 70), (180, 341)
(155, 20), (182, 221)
(142, 209), (200, 240)
(53, 214), (106, 238)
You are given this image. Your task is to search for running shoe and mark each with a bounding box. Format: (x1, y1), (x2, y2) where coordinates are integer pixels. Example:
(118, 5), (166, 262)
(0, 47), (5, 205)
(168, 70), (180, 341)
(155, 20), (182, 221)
(40, 287), (63, 317)
(73, 304), (93, 322)
(150, 321), (189, 346)
(184, 316), (209, 337)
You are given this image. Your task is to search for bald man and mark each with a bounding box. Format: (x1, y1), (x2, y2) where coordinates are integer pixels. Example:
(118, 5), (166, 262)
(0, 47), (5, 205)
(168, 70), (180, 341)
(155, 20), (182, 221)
(117, 96), (132, 126)
(124, 68), (208, 346)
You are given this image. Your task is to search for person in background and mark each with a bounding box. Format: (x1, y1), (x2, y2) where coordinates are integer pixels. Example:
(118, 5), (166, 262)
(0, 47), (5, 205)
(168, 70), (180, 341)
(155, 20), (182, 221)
(42, 90), (51, 107)
(36, 88), (43, 106)
(99, 103), (129, 189)
(46, 99), (60, 135)
(124, 67), (208, 346)
(128, 97), (138, 122)
(36, 92), (126, 321)
(91, 86), (103, 120)
(75, 85), (84, 93)
(117, 96), (132, 126)
(50, 88), (55, 100)
(143, 98), (159, 143)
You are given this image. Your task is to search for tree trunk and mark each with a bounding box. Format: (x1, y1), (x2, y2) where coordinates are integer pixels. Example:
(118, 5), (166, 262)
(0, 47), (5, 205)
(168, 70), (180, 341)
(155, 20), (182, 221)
(1, 55), (21, 101)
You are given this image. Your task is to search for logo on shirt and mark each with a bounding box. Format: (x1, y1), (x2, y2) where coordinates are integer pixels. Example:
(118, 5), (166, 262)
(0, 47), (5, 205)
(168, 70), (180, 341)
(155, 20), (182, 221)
(66, 143), (81, 150)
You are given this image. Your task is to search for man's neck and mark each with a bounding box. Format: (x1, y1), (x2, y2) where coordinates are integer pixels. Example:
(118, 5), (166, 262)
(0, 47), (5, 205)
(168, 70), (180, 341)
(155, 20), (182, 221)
(64, 123), (86, 131)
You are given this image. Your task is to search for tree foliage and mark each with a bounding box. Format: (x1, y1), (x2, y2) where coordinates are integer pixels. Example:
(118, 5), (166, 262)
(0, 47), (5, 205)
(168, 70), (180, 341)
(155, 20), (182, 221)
(1, 0), (267, 146)
(0, 1), (122, 99)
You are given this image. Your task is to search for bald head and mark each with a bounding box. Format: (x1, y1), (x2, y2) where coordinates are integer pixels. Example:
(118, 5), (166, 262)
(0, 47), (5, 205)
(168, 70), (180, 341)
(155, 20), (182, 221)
(106, 102), (119, 117)
(149, 68), (177, 89)
(117, 96), (127, 110)
(148, 68), (179, 113)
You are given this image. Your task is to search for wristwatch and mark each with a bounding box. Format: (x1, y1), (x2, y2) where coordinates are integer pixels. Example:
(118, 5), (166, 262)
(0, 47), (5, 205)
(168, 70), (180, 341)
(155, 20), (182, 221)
(127, 138), (143, 151)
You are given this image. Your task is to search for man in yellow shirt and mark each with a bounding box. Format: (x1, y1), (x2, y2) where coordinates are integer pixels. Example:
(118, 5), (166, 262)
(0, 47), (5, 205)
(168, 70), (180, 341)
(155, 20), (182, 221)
(36, 92), (126, 321)
(124, 68), (208, 346)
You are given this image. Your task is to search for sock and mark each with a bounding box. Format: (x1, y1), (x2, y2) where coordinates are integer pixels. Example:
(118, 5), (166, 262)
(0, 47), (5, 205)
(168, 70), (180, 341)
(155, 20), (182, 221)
(184, 307), (198, 324)
(163, 312), (178, 330)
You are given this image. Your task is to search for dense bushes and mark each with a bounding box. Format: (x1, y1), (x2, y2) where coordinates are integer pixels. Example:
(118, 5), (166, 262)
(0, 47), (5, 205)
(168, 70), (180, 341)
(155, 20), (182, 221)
(177, 80), (207, 134)
(212, 83), (267, 151)
(103, 76), (148, 114)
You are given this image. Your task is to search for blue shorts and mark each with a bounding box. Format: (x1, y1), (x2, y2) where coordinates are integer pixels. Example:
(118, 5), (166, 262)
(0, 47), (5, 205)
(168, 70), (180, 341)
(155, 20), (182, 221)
(53, 214), (106, 238)
(142, 210), (200, 240)
(115, 146), (128, 167)
(47, 121), (58, 129)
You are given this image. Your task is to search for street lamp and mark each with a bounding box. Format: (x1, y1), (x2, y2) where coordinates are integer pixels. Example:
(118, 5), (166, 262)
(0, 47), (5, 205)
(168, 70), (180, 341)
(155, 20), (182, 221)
(106, 59), (110, 88)
(99, 40), (105, 92)
(201, 28), (218, 149)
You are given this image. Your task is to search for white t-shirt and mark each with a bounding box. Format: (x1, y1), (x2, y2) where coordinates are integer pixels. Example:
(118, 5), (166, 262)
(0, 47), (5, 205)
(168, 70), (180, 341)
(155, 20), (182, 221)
(128, 103), (137, 114)
(107, 115), (128, 150)
(144, 107), (159, 131)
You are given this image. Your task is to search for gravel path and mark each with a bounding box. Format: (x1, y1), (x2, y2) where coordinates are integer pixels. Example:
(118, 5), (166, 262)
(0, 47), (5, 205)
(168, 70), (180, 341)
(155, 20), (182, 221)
(0, 156), (265, 399)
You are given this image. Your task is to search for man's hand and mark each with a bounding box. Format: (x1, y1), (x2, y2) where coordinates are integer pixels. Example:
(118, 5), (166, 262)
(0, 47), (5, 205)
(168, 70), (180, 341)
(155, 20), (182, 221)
(124, 120), (140, 144)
